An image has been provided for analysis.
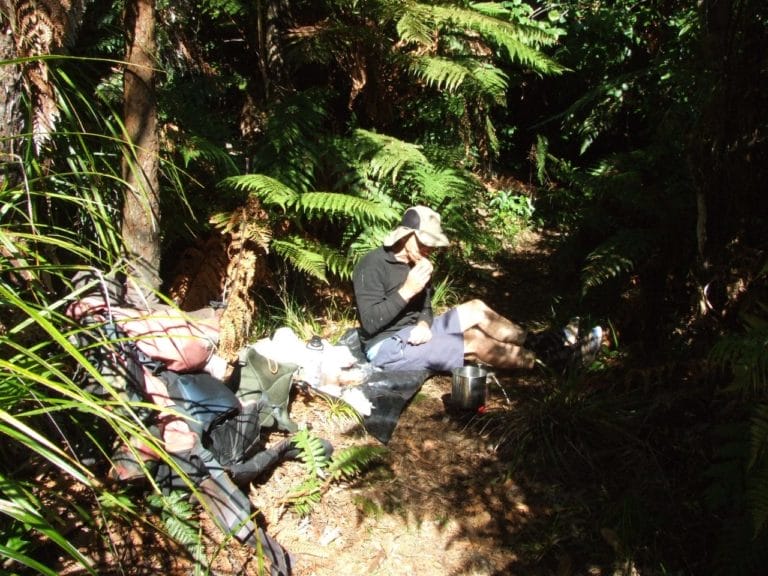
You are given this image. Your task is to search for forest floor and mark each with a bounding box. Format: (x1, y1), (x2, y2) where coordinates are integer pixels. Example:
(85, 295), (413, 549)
(57, 229), (619, 576)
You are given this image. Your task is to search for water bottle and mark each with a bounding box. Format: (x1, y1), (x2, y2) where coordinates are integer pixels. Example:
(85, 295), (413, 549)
(304, 335), (324, 387)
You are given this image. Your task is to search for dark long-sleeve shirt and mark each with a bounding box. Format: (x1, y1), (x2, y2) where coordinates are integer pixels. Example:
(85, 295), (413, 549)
(352, 246), (433, 353)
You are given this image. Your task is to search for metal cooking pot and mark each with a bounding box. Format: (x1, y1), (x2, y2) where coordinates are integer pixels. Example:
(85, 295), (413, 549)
(451, 365), (489, 410)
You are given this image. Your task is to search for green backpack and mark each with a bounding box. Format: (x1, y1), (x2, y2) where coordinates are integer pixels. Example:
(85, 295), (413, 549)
(235, 347), (299, 433)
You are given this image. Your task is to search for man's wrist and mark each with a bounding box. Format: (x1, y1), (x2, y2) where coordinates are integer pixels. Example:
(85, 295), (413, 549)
(398, 286), (415, 301)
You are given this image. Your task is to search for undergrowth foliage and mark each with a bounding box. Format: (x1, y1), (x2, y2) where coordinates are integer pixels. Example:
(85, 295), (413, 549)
(2, 0), (767, 573)
(283, 429), (388, 517)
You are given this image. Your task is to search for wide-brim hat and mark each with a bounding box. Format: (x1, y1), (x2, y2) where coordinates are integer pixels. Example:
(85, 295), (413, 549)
(383, 205), (450, 248)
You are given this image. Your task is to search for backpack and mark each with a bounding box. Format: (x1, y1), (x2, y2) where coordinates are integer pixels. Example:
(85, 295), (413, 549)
(236, 347), (299, 433)
(66, 268), (295, 575)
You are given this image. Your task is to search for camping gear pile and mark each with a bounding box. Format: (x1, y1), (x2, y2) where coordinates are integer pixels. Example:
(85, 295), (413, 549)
(65, 269), (330, 575)
(65, 268), (435, 574)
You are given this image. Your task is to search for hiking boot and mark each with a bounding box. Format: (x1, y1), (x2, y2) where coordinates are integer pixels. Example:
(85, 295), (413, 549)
(562, 317), (580, 346)
(226, 437), (334, 485)
(528, 324), (603, 372)
(575, 326), (603, 367)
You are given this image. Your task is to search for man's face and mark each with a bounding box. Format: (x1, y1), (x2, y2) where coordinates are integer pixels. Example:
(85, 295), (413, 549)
(404, 234), (434, 264)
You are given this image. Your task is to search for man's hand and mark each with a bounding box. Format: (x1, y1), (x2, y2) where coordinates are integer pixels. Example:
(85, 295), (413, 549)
(400, 258), (433, 301)
(408, 321), (432, 345)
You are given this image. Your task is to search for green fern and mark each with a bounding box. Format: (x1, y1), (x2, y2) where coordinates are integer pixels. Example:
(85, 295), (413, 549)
(291, 429), (334, 473)
(354, 129), (431, 183)
(283, 430), (332, 516)
(271, 236), (333, 282)
(428, 5), (564, 74)
(707, 287), (768, 569)
(413, 166), (476, 206)
(283, 430), (387, 516)
(408, 56), (508, 105)
(220, 174), (300, 211)
(327, 444), (388, 482)
(146, 491), (208, 569)
(580, 230), (654, 298)
(710, 328), (768, 399)
(177, 135), (240, 175)
(352, 129), (476, 208)
(296, 192), (399, 226)
(410, 56), (473, 93)
(146, 491), (201, 548)
(395, 3), (435, 46)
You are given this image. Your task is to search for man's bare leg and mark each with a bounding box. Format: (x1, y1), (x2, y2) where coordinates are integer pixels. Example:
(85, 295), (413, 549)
(463, 327), (536, 369)
(455, 299), (527, 345)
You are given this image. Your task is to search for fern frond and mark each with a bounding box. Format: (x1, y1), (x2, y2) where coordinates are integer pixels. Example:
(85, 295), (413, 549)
(209, 209), (273, 248)
(749, 403), (768, 470)
(178, 135), (239, 175)
(296, 192), (399, 226)
(580, 230), (654, 297)
(219, 174), (300, 211)
(747, 453), (768, 535)
(431, 5), (565, 74)
(470, 2), (564, 43)
(315, 244), (356, 280)
(409, 55), (508, 103)
(354, 129), (430, 183)
(410, 56), (470, 93)
(290, 429), (332, 473)
(327, 444), (388, 481)
(413, 166), (476, 206)
(710, 328), (768, 399)
(286, 479), (324, 517)
(396, 3), (435, 46)
(146, 491), (201, 548)
(470, 61), (509, 103)
(271, 236), (329, 282)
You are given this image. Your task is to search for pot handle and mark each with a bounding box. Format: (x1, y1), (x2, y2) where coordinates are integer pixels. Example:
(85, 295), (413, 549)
(487, 371), (511, 404)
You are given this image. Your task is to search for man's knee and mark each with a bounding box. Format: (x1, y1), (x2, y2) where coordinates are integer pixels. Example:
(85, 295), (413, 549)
(456, 299), (489, 330)
(458, 298), (488, 314)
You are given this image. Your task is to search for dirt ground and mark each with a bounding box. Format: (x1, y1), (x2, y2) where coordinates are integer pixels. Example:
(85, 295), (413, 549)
(251, 371), (547, 576)
(54, 231), (577, 576)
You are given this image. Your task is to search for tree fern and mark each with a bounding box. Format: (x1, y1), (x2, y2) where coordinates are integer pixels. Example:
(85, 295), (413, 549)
(411, 56), (473, 93)
(271, 236), (336, 282)
(220, 174), (300, 212)
(412, 166), (478, 207)
(296, 192), (399, 226)
(395, 2), (434, 46)
(354, 129), (431, 183)
(710, 328), (768, 399)
(416, 4), (564, 74)
(707, 285), (768, 569)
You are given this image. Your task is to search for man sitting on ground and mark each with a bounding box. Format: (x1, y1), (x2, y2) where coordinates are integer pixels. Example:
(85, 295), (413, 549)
(352, 205), (602, 373)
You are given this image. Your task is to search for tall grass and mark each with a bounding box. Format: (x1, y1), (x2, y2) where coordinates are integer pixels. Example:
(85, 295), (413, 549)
(0, 58), (204, 573)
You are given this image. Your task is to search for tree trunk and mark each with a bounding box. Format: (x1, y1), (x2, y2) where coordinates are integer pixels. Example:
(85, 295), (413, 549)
(122, 0), (161, 306)
(0, 5), (24, 186)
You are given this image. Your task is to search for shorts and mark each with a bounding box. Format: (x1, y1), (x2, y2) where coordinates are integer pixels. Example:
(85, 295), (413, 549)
(368, 308), (464, 372)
